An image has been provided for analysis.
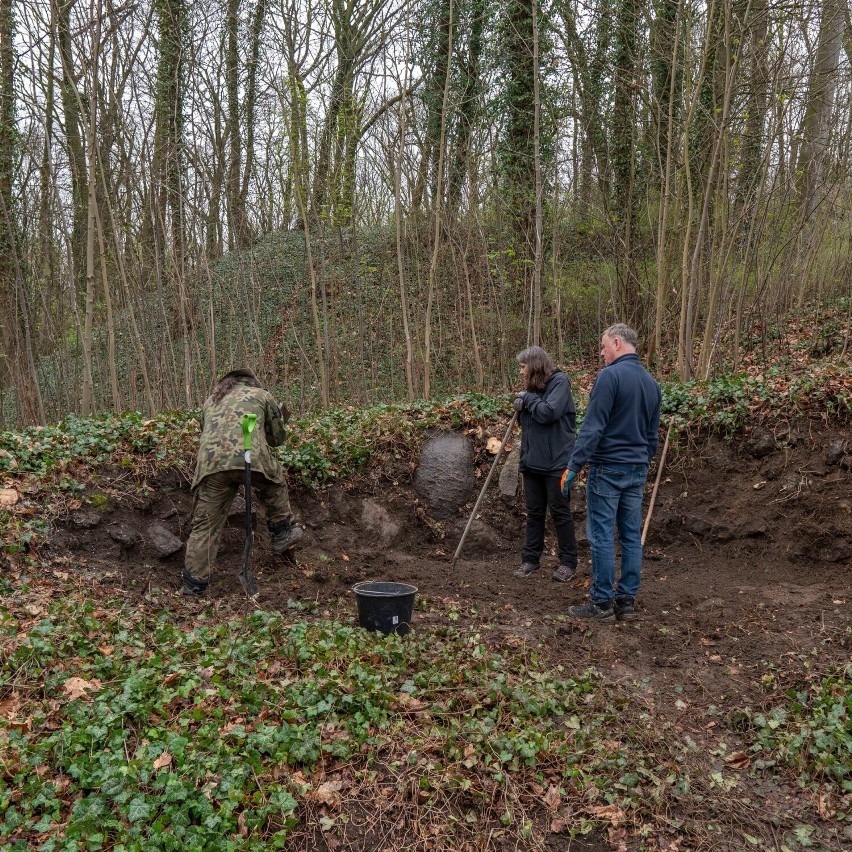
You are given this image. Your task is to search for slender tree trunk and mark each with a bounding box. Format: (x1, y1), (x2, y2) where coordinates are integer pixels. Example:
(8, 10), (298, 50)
(530, 0), (543, 345)
(0, 0), (44, 425)
(651, 0), (683, 369)
(424, 0), (454, 398)
(56, 0), (88, 295)
(287, 64), (328, 405)
(797, 0), (845, 217)
(394, 55), (416, 399)
(611, 0), (641, 325)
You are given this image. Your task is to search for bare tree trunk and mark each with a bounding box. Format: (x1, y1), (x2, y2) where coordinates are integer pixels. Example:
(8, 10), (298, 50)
(394, 54), (416, 399)
(530, 0), (543, 346)
(693, 0), (740, 377)
(611, 0), (641, 325)
(424, 0), (454, 398)
(286, 62), (328, 406)
(56, 0), (88, 297)
(0, 0), (44, 424)
(651, 0), (683, 369)
(797, 0), (845, 217)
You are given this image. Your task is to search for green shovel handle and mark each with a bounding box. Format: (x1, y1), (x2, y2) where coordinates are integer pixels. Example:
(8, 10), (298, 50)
(241, 413), (257, 450)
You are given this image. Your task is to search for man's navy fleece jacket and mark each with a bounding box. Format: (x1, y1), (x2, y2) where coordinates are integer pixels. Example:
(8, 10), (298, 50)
(568, 353), (661, 471)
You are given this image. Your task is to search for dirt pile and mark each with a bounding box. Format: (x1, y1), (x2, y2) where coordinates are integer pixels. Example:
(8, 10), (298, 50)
(46, 425), (849, 687)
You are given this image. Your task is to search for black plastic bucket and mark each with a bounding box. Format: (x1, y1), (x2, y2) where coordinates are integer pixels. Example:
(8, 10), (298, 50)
(352, 581), (418, 636)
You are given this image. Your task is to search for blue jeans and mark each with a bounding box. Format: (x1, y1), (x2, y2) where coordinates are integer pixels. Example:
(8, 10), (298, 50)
(585, 464), (648, 604)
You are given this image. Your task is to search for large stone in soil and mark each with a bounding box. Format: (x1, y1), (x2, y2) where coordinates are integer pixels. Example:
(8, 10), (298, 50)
(415, 432), (475, 519)
(71, 509), (102, 529)
(145, 522), (184, 558)
(109, 523), (141, 548)
(746, 431), (777, 458)
(498, 447), (521, 497)
(825, 439), (846, 465)
(360, 498), (401, 546)
(449, 518), (502, 556)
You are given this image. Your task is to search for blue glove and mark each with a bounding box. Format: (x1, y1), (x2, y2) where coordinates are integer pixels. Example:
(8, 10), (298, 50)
(512, 393), (526, 412)
(560, 469), (576, 496)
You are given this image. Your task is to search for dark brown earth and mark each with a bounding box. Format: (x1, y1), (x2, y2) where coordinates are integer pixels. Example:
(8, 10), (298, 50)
(43, 420), (851, 850)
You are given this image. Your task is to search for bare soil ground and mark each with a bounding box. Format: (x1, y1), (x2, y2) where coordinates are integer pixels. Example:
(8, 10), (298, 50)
(42, 421), (851, 849)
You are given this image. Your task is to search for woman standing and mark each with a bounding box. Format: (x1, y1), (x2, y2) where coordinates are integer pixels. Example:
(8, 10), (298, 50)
(512, 347), (578, 581)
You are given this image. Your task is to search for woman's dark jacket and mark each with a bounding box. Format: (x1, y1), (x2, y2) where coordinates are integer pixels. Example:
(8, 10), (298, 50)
(518, 369), (577, 474)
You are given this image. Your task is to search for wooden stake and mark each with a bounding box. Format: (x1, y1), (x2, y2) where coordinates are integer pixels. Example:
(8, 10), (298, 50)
(642, 420), (674, 546)
(451, 412), (518, 568)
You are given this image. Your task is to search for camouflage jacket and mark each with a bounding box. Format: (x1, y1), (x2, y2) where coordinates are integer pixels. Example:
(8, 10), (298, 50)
(191, 384), (287, 489)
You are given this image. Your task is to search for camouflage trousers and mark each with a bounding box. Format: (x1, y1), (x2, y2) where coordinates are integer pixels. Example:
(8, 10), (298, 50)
(184, 469), (294, 583)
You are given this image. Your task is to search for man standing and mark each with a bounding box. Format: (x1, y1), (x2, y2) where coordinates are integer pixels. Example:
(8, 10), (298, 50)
(561, 325), (661, 622)
(183, 368), (303, 597)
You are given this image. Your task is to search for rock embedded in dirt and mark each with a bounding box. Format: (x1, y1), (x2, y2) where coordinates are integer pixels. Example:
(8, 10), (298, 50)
(226, 495), (255, 527)
(683, 515), (712, 536)
(703, 436), (735, 469)
(144, 522), (184, 558)
(71, 509), (103, 529)
(825, 439), (846, 465)
(359, 499), (401, 546)
(746, 431), (777, 458)
(498, 447), (520, 498)
(108, 523), (141, 548)
(414, 431), (475, 519)
(448, 518), (502, 556)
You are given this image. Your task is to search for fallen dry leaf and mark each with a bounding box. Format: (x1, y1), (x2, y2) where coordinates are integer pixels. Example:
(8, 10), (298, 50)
(543, 785), (561, 811)
(724, 751), (751, 770)
(307, 780), (345, 808)
(63, 676), (102, 700)
(589, 803), (626, 826)
(607, 825), (629, 852)
(152, 751), (173, 771)
(486, 436), (502, 454)
(0, 694), (22, 719)
(816, 792), (836, 819)
(396, 692), (427, 712)
(0, 488), (19, 507)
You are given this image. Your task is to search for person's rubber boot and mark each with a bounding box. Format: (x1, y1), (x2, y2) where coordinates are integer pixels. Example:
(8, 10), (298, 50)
(180, 571), (208, 599)
(269, 519), (304, 553)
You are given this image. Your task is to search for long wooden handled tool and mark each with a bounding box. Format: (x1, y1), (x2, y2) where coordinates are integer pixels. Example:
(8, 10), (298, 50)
(239, 413), (259, 599)
(641, 419), (673, 546)
(451, 411), (518, 569)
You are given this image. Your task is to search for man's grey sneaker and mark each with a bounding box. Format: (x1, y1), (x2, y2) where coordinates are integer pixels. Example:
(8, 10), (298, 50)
(270, 524), (303, 553)
(614, 598), (636, 621)
(568, 601), (616, 623)
(514, 562), (540, 578)
(552, 564), (576, 582)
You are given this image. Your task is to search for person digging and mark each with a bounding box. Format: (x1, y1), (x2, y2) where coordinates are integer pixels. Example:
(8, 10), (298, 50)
(181, 368), (303, 598)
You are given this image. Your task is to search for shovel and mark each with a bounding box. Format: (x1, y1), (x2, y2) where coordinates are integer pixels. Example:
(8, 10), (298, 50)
(239, 413), (258, 599)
